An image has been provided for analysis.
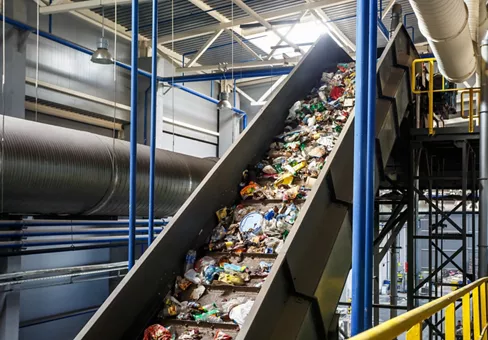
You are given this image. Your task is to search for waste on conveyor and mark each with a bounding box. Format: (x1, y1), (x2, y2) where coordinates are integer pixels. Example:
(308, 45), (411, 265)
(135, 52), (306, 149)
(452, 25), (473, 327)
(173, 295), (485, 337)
(143, 62), (356, 340)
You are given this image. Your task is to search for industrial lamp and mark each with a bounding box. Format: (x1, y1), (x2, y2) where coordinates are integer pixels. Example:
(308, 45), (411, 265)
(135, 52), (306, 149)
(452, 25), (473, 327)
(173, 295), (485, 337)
(217, 92), (232, 109)
(91, 37), (113, 64)
(91, 7), (113, 64)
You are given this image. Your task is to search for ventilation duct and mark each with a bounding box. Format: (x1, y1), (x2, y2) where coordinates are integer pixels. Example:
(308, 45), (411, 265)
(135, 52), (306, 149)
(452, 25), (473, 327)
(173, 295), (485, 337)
(0, 116), (216, 217)
(409, 0), (477, 82)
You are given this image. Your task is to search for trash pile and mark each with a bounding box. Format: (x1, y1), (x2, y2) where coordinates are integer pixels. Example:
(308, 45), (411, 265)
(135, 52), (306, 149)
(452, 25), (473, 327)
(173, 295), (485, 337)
(240, 62), (356, 201)
(144, 62), (356, 340)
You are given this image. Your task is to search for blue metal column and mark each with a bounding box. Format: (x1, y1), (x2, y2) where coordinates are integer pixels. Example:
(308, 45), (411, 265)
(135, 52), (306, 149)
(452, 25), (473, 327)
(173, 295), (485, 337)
(148, 0), (158, 247)
(364, 0), (377, 330)
(351, 0), (369, 335)
(128, 0), (139, 269)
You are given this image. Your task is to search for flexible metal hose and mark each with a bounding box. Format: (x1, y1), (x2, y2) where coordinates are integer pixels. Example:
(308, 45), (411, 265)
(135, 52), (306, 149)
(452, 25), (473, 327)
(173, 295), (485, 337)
(0, 116), (215, 217)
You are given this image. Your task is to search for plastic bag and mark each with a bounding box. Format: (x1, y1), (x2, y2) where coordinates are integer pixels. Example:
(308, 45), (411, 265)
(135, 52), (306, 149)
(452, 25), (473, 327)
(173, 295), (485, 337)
(240, 181), (261, 200)
(143, 324), (173, 340)
(189, 285), (206, 301)
(229, 300), (254, 328)
(195, 256), (216, 272)
(214, 330), (233, 340)
(184, 269), (202, 285)
(221, 297), (248, 314)
(218, 272), (244, 286)
(223, 263), (246, 273)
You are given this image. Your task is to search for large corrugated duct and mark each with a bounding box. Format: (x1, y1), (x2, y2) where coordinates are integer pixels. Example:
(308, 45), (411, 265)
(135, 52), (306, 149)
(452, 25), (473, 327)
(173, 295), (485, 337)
(466, 0), (480, 42)
(409, 0), (477, 82)
(0, 116), (216, 217)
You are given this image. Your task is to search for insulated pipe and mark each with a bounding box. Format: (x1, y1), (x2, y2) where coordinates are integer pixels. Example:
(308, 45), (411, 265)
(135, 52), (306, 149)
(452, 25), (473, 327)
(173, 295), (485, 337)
(351, 0), (369, 335)
(0, 116), (215, 217)
(479, 33), (488, 278)
(148, 0), (158, 247)
(465, 0), (480, 42)
(408, 0), (477, 82)
(363, 0), (377, 330)
(129, 0), (140, 269)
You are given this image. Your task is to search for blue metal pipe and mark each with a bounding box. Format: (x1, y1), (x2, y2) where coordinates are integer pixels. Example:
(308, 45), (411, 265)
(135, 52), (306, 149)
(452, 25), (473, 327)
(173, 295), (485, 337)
(403, 12), (415, 26)
(0, 228), (164, 237)
(161, 67), (293, 83)
(0, 220), (167, 228)
(170, 82), (246, 117)
(364, 0), (378, 330)
(0, 235), (162, 249)
(143, 85), (150, 145)
(128, 0), (139, 270)
(148, 0), (158, 247)
(406, 26), (415, 43)
(377, 18), (389, 40)
(351, 0), (369, 335)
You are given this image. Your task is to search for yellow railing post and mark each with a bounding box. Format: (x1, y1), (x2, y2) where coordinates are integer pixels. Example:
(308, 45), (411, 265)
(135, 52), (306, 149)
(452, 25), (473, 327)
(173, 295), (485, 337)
(462, 293), (471, 340)
(482, 283), (488, 339)
(406, 323), (422, 340)
(446, 303), (455, 340)
(475, 286), (482, 339)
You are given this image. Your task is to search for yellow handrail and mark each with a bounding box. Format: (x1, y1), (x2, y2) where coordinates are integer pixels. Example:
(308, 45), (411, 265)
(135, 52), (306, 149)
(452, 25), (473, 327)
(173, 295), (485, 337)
(411, 58), (479, 135)
(350, 277), (488, 340)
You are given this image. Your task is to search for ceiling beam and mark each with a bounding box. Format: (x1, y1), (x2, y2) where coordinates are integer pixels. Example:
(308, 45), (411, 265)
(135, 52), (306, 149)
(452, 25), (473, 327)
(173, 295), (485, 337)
(307, 1), (356, 53)
(39, 0), (149, 14)
(226, 29), (263, 61)
(232, 0), (304, 54)
(265, 11), (308, 60)
(256, 75), (286, 102)
(187, 30), (224, 67)
(176, 57), (299, 73)
(159, 0), (355, 44)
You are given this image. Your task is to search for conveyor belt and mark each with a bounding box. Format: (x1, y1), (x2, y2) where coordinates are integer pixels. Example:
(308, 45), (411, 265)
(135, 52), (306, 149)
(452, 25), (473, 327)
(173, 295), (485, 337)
(76, 25), (418, 340)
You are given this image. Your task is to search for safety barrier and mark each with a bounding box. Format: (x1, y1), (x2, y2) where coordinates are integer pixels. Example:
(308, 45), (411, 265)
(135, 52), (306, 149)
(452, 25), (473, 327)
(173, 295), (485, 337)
(411, 58), (479, 135)
(350, 277), (488, 340)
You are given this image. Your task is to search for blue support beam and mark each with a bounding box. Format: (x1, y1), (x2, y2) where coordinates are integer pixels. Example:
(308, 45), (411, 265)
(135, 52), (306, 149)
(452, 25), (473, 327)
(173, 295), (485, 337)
(128, 0), (139, 270)
(148, 0), (158, 247)
(351, 0), (369, 335)
(364, 0), (378, 330)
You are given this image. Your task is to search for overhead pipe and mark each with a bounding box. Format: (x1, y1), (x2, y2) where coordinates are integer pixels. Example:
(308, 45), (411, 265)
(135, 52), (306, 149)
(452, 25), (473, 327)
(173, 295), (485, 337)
(162, 67), (293, 83)
(148, 0), (158, 247)
(479, 33), (488, 278)
(0, 242), (151, 257)
(0, 116), (215, 217)
(128, 0), (140, 270)
(0, 235), (161, 249)
(0, 15), (245, 116)
(364, 0), (378, 330)
(351, 0), (369, 335)
(0, 228), (164, 237)
(408, 0), (477, 82)
(0, 220), (167, 228)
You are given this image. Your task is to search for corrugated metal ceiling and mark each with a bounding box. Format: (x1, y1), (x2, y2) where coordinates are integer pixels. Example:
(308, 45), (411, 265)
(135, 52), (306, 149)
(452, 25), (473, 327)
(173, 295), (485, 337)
(89, 0), (425, 66)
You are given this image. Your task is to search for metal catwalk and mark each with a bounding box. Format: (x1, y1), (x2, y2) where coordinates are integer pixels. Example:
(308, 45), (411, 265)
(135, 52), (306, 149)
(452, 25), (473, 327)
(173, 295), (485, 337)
(77, 26), (418, 340)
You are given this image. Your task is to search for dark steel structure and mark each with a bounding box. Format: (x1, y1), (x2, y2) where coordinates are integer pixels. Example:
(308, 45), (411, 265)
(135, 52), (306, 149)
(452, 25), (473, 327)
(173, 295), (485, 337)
(0, 116), (215, 217)
(76, 26), (418, 340)
(407, 127), (479, 338)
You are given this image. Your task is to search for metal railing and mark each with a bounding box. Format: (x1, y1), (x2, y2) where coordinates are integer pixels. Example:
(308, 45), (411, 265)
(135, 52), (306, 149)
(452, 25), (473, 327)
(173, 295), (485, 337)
(411, 58), (479, 135)
(350, 277), (488, 340)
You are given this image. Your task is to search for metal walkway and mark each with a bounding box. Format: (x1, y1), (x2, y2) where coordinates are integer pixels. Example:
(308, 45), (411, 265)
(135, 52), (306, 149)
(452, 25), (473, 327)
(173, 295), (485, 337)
(76, 25), (418, 340)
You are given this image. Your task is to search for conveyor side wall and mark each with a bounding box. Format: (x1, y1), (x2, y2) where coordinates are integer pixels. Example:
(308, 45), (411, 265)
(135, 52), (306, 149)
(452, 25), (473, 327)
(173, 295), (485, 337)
(239, 25), (418, 340)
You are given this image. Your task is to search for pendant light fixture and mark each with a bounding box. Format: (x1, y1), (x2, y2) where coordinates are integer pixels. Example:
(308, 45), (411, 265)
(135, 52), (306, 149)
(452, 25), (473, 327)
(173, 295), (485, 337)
(91, 6), (113, 64)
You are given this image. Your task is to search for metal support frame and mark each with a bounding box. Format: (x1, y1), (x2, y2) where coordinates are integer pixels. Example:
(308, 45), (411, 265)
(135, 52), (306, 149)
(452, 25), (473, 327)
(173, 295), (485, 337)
(407, 136), (478, 339)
